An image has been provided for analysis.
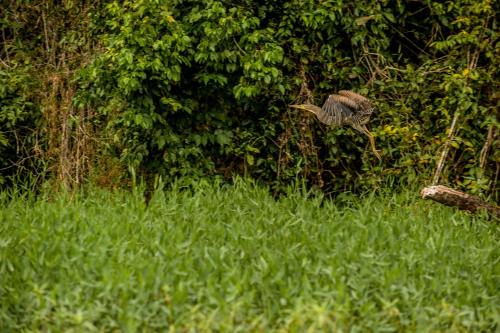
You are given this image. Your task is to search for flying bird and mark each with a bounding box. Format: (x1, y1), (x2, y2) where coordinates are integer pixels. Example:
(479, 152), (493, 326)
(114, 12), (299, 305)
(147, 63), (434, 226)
(289, 90), (381, 160)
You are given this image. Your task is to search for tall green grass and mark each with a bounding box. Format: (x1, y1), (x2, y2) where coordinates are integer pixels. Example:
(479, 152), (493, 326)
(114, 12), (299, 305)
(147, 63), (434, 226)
(1, 180), (499, 332)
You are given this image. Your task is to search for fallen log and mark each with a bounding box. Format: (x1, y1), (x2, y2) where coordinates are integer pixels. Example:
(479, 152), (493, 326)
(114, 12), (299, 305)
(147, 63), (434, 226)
(420, 185), (500, 218)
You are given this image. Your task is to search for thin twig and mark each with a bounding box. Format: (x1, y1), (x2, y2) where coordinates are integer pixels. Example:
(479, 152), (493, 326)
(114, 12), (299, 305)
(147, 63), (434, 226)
(1, 28), (10, 62)
(386, 21), (430, 56)
(432, 112), (459, 185)
(41, 9), (50, 55)
(492, 163), (499, 198)
(479, 125), (494, 170)
(233, 37), (247, 55)
(0, 58), (12, 68)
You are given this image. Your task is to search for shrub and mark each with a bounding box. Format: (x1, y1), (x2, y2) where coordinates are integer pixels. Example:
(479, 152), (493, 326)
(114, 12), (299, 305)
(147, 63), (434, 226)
(2, 0), (498, 197)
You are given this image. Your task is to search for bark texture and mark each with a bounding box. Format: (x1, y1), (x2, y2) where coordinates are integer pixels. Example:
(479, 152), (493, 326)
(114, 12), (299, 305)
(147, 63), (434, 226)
(421, 185), (500, 218)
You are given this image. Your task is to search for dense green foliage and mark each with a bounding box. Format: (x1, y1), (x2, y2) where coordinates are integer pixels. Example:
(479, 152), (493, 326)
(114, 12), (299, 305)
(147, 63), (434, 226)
(0, 66), (40, 184)
(2, 3), (498, 331)
(1, 1), (499, 196)
(1, 181), (498, 331)
(1, 1), (97, 186)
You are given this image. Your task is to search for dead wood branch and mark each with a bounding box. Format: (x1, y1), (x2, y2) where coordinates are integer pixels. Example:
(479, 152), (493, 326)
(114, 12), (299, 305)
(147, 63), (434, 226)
(421, 185), (500, 218)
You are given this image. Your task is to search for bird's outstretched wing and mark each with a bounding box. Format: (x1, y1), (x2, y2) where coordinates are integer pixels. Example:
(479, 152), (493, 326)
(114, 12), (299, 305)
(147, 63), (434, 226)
(319, 94), (356, 126)
(337, 90), (372, 109)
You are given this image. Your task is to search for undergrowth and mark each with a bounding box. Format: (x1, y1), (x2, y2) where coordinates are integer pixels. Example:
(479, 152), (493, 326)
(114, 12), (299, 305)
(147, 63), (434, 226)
(0, 180), (498, 332)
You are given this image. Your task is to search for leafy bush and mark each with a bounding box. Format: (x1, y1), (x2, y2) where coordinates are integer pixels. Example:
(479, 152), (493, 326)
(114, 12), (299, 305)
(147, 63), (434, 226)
(0, 65), (41, 186)
(2, 0), (499, 197)
(1, 0), (103, 188)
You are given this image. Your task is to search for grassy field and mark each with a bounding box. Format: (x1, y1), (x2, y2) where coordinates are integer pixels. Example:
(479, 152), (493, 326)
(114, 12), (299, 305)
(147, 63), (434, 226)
(1, 180), (499, 332)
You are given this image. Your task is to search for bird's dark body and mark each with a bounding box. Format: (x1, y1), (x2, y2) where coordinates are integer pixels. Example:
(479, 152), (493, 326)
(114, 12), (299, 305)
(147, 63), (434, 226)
(289, 90), (381, 159)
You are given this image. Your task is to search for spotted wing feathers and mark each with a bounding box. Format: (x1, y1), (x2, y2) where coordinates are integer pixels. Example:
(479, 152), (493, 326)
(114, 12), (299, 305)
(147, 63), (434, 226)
(318, 94), (356, 126)
(299, 90), (372, 126)
(337, 90), (372, 109)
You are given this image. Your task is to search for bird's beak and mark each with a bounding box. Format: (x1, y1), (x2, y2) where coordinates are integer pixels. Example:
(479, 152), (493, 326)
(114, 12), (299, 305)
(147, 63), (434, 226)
(289, 104), (314, 114)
